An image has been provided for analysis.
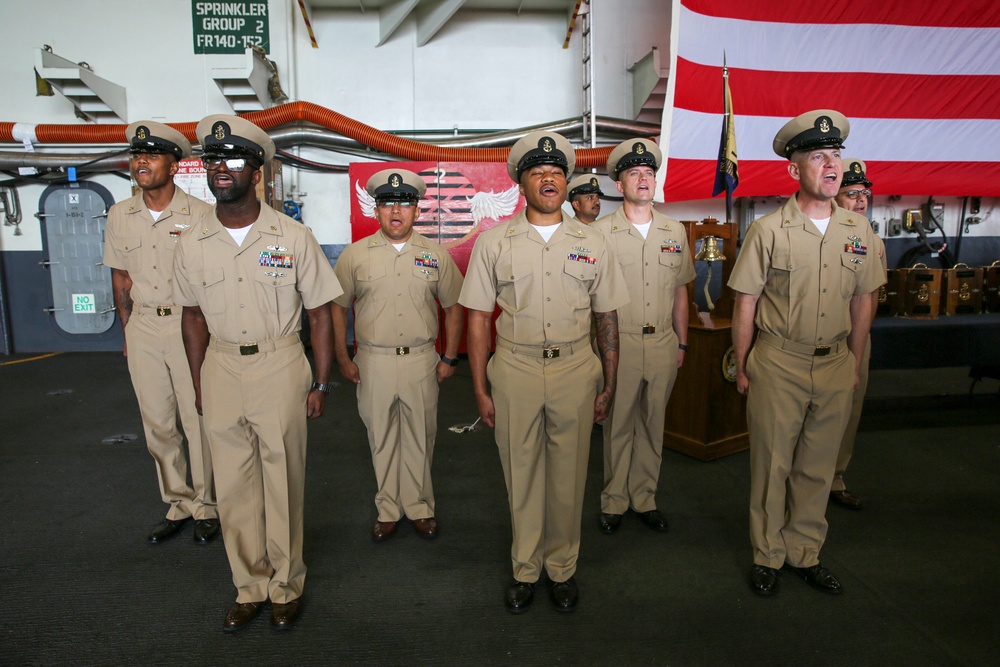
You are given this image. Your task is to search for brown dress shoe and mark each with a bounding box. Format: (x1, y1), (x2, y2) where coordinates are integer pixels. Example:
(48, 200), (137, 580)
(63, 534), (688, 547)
(830, 489), (863, 510)
(372, 520), (397, 542)
(223, 601), (264, 632)
(271, 599), (302, 630)
(412, 517), (439, 539)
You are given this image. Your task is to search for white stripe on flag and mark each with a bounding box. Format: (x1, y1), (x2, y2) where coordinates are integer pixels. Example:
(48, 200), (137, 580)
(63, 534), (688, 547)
(669, 108), (1000, 162)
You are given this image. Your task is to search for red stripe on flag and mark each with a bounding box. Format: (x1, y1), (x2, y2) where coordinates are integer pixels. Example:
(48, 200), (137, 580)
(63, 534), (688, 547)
(665, 159), (1000, 201)
(674, 58), (1000, 120)
(682, 0), (1000, 28)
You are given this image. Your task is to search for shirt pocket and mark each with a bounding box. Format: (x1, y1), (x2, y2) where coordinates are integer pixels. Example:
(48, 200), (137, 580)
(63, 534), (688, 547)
(840, 253), (862, 298)
(253, 270), (298, 318)
(563, 258), (597, 308)
(112, 235), (142, 274)
(496, 257), (533, 312)
(192, 267), (226, 314)
(410, 264), (440, 301)
(770, 251), (810, 298)
(657, 252), (682, 285)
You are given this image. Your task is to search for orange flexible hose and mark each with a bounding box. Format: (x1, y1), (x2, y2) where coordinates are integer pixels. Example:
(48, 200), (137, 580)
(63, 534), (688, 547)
(0, 102), (615, 168)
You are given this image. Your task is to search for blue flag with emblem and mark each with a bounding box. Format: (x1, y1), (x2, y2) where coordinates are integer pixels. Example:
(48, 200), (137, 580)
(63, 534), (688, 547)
(711, 59), (739, 222)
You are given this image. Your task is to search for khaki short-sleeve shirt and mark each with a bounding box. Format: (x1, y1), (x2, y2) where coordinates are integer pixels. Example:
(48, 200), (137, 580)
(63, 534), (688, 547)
(593, 207), (695, 329)
(173, 205), (343, 343)
(459, 211), (629, 346)
(728, 195), (886, 346)
(333, 230), (464, 348)
(103, 188), (212, 307)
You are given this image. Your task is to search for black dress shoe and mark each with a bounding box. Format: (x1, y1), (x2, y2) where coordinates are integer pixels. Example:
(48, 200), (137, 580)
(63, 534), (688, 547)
(223, 601), (264, 632)
(636, 509), (669, 532)
(550, 577), (578, 612)
(830, 489), (864, 510)
(784, 563), (843, 594)
(505, 581), (534, 614)
(147, 517), (191, 544)
(271, 599), (302, 630)
(194, 519), (220, 544)
(599, 513), (622, 535)
(748, 564), (779, 597)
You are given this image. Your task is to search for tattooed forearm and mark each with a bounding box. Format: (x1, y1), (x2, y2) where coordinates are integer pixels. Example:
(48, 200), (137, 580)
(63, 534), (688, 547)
(593, 310), (619, 394)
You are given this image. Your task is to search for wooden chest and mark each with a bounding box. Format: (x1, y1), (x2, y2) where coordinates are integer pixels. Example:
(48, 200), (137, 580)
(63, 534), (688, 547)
(876, 268), (904, 317)
(942, 264), (983, 315)
(902, 264), (942, 317)
(984, 261), (1000, 313)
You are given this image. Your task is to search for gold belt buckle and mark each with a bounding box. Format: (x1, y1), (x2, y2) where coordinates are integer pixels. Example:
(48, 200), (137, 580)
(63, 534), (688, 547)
(396, 346), (410, 356)
(240, 343), (259, 356)
(543, 346), (560, 359)
(814, 346), (831, 357)
(642, 324), (656, 334)
(156, 306), (171, 316)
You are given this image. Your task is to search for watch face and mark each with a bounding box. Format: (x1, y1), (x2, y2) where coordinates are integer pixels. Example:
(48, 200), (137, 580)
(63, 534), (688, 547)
(722, 345), (738, 383)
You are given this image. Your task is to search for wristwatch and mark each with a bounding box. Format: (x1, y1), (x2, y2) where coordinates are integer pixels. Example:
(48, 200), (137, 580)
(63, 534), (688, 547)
(440, 354), (459, 367)
(311, 382), (333, 394)
(678, 343), (689, 352)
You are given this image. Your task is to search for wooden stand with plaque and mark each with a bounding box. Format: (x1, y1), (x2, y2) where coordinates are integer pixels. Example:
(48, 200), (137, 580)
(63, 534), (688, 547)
(942, 263), (984, 315)
(662, 219), (748, 461)
(985, 261), (1000, 313)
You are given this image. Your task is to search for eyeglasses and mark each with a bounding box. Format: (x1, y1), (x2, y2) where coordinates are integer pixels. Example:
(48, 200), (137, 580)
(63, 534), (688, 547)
(845, 189), (872, 200)
(201, 156), (251, 172)
(376, 200), (415, 209)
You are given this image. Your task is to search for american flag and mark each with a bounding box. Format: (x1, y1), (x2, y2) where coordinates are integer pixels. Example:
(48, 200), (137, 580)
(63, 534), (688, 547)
(661, 0), (1000, 201)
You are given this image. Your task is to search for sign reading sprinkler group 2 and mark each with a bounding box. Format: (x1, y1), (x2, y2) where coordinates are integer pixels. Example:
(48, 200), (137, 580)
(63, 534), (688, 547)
(192, 1), (269, 54)
(72, 294), (95, 314)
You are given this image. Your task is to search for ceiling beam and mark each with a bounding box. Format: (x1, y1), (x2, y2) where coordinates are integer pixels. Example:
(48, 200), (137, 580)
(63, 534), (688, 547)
(377, 0), (419, 46)
(416, 0), (468, 47)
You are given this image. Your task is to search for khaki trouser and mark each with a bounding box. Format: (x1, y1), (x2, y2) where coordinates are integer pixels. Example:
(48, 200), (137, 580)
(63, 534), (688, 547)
(202, 335), (310, 604)
(355, 344), (438, 522)
(601, 328), (679, 514)
(747, 338), (854, 569)
(489, 339), (602, 584)
(832, 336), (872, 492)
(125, 309), (216, 521)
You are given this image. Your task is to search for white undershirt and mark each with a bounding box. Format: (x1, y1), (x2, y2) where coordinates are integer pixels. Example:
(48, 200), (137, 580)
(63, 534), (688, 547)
(392, 242), (406, 252)
(148, 209), (162, 222)
(530, 222), (561, 243)
(225, 225), (253, 246)
(632, 217), (653, 240)
(811, 216), (831, 236)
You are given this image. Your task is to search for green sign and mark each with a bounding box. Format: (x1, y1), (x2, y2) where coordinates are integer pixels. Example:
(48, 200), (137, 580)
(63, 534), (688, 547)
(193, 1), (269, 54)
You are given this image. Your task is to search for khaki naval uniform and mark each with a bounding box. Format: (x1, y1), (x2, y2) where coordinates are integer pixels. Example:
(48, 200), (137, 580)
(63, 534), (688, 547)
(833, 234), (888, 492)
(729, 196), (885, 569)
(173, 205), (342, 604)
(103, 187), (216, 521)
(333, 230), (463, 523)
(593, 207), (695, 515)
(460, 211), (628, 583)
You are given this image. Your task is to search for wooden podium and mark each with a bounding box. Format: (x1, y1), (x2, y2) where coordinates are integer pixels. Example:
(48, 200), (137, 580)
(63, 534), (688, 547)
(662, 219), (749, 461)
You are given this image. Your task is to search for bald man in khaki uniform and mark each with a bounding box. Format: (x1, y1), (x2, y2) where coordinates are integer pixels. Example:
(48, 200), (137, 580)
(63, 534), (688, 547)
(461, 132), (629, 614)
(730, 110), (885, 597)
(593, 139), (695, 535)
(831, 158), (888, 510)
(333, 169), (464, 542)
(174, 115), (342, 631)
(104, 121), (218, 545)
